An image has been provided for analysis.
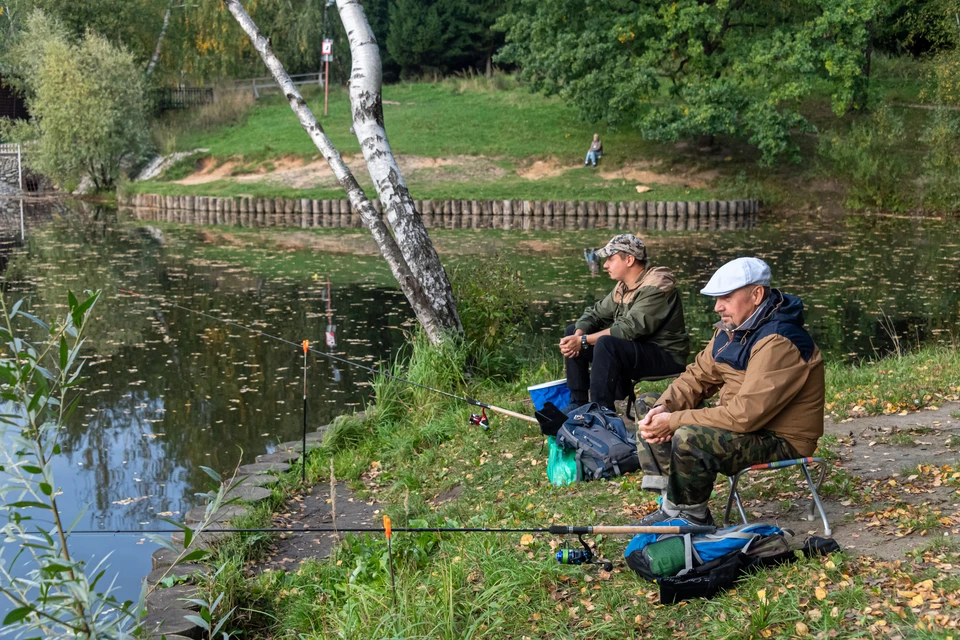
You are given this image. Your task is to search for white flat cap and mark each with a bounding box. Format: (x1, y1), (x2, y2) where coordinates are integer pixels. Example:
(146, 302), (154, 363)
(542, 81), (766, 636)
(700, 257), (771, 296)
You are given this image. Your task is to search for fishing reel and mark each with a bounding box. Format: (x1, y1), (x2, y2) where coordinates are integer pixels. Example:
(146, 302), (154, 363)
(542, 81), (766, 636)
(468, 408), (489, 430)
(556, 533), (612, 572)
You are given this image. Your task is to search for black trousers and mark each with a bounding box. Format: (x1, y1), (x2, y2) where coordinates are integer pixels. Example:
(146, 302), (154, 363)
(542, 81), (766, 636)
(564, 323), (686, 411)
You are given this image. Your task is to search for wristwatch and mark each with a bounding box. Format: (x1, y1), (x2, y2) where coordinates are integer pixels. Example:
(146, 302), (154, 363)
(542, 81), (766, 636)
(580, 335), (589, 350)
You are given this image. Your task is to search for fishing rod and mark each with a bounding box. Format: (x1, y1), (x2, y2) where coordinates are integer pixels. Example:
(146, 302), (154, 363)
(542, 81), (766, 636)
(69, 523), (717, 571)
(118, 289), (535, 428)
(70, 524), (716, 536)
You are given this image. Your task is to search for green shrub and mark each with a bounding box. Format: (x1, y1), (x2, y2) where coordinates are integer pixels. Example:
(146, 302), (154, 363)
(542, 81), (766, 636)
(818, 106), (911, 212)
(0, 10), (150, 191)
(450, 254), (529, 352)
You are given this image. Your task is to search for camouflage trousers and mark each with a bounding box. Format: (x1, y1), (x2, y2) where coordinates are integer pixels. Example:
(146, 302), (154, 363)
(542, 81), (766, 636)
(638, 425), (799, 506)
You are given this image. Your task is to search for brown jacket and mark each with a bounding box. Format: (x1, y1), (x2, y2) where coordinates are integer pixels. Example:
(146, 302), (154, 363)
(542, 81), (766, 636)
(656, 290), (825, 456)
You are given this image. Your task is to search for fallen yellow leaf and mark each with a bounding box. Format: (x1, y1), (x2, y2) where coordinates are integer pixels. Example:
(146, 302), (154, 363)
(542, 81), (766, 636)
(520, 534), (534, 546)
(815, 587), (827, 601)
(796, 621), (809, 636)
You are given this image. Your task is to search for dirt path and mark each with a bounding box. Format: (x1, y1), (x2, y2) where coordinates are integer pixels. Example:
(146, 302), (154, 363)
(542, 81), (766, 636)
(746, 404), (960, 560)
(168, 153), (717, 192)
(255, 480), (381, 573)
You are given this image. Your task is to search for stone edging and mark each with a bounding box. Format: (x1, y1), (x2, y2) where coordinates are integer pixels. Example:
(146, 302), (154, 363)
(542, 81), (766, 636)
(138, 418), (340, 639)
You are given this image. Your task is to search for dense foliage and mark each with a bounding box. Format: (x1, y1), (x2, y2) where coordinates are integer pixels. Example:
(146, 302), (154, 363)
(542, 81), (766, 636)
(498, 0), (882, 165)
(450, 254), (529, 354)
(384, 0), (507, 78)
(874, 0), (960, 56)
(0, 11), (150, 190)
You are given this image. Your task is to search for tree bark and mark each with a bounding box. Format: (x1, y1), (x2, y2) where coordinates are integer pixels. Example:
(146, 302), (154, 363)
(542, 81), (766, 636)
(146, 0), (172, 78)
(223, 0), (460, 343)
(336, 0), (461, 334)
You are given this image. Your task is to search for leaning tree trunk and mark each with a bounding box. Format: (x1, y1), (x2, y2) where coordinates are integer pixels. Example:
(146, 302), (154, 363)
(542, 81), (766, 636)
(223, 0), (461, 344)
(336, 0), (461, 334)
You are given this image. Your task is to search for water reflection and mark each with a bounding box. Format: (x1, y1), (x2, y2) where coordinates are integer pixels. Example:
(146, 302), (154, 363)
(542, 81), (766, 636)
(1, 205), (412, 606)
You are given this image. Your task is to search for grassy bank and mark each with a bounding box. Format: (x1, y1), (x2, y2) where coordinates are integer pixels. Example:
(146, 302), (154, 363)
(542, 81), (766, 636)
(132, 57), (960, 213)
(205, 335), (960, 638)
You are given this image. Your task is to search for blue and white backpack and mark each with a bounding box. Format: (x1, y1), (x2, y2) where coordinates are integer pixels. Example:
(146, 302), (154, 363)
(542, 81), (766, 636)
(624, 519), (789, 582)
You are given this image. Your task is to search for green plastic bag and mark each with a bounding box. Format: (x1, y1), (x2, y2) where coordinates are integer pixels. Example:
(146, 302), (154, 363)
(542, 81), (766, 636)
(546, 436), (578, 486)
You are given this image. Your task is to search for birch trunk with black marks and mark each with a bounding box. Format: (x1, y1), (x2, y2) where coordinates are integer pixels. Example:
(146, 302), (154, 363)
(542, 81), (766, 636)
(223, 0), (461, 343)
(146, 0), (172, 77)
(336, 0), (461, 334)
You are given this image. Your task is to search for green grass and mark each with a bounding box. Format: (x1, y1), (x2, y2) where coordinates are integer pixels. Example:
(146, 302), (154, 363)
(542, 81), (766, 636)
(133, 78), (724, 202)
(825, 346), (960, 418)
(128, 168), (709, 202)
(169, 81), (658, 161)
(197, 332), (960, 639)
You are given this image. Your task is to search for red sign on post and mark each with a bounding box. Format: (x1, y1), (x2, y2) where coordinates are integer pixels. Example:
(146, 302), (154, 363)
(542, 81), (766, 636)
(322, 39), (333, 56)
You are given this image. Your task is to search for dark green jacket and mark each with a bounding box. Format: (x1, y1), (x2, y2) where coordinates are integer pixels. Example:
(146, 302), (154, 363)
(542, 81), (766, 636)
(574, 266), (689, 365)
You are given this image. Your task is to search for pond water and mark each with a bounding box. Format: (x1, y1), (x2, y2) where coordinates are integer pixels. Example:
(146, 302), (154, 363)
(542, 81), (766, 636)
(0, 200), (958, 608)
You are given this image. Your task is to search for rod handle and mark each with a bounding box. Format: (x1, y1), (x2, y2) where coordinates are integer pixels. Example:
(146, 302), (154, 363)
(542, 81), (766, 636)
(485, 404), (538, 424)
(549, 525), (717, 535)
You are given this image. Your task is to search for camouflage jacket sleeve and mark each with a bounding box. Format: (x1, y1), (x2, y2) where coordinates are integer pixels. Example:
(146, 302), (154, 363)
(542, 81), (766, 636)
(574, 290), (616, 334)
(667, 334), (814, 433)
(656, 334), (723, 411)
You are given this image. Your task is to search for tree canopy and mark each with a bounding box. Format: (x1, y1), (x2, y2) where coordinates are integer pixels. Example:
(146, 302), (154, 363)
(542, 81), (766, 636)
(498, 0), (882, 164)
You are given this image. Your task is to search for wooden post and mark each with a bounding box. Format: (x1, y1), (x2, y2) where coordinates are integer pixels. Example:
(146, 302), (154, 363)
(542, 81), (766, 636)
(16, 144), (22, 192)
(564, 201), (576, 230)
(626, 201), (638, 229)
(421, 199), (433, 228)
(606, 202), (617, 230)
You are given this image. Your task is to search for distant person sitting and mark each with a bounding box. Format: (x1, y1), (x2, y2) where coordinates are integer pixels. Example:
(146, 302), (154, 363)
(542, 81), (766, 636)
(584, 134), (603, 167)
(560, 234), (689, 413)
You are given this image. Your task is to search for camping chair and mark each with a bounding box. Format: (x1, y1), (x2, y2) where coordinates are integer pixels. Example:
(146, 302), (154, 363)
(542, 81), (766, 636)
(723, 457), (831, 536)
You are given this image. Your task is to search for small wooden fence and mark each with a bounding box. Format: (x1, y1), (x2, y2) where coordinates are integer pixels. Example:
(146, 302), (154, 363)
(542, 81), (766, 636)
(224, 72), (324, 99)
(150, 87), (215, 113)
(122, 194), (760, 232)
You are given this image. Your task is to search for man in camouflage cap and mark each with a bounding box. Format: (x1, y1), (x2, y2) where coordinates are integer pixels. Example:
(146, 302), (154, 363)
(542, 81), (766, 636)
(559, 234), (689, 413)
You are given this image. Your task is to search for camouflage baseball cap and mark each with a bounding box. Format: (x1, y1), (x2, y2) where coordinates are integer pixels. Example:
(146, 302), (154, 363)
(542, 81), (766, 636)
(595, 234), (647, 261)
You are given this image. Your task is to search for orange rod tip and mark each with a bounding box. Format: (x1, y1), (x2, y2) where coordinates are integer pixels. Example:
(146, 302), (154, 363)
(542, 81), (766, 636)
(383, 515), (392, 538)
(302, 339), (309, 353)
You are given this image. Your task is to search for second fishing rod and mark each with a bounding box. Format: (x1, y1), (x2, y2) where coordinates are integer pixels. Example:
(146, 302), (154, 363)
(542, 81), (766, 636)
(119, 289), (535, 429)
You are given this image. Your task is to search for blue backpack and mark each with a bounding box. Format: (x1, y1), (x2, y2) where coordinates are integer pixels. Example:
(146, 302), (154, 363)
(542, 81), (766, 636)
(554, 403), (640, 481)
(624, 519), (786, 582)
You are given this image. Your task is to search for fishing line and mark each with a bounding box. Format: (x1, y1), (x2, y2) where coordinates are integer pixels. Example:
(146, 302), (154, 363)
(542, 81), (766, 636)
(68, 524), (716, 536)
(118, 289), (536, 423)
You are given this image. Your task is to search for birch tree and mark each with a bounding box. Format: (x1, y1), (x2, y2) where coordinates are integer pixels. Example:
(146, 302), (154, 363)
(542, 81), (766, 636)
(223, 0), (462, 344)
(145, 0), (172, 77)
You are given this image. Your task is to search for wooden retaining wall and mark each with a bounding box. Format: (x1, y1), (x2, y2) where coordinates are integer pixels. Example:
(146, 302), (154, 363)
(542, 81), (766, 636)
(121, 194), (760, 231)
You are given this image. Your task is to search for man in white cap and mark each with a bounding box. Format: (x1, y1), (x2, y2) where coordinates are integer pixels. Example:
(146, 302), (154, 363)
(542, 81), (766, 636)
(635, 257), (825, 525)
(560, 234), (689, 413)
